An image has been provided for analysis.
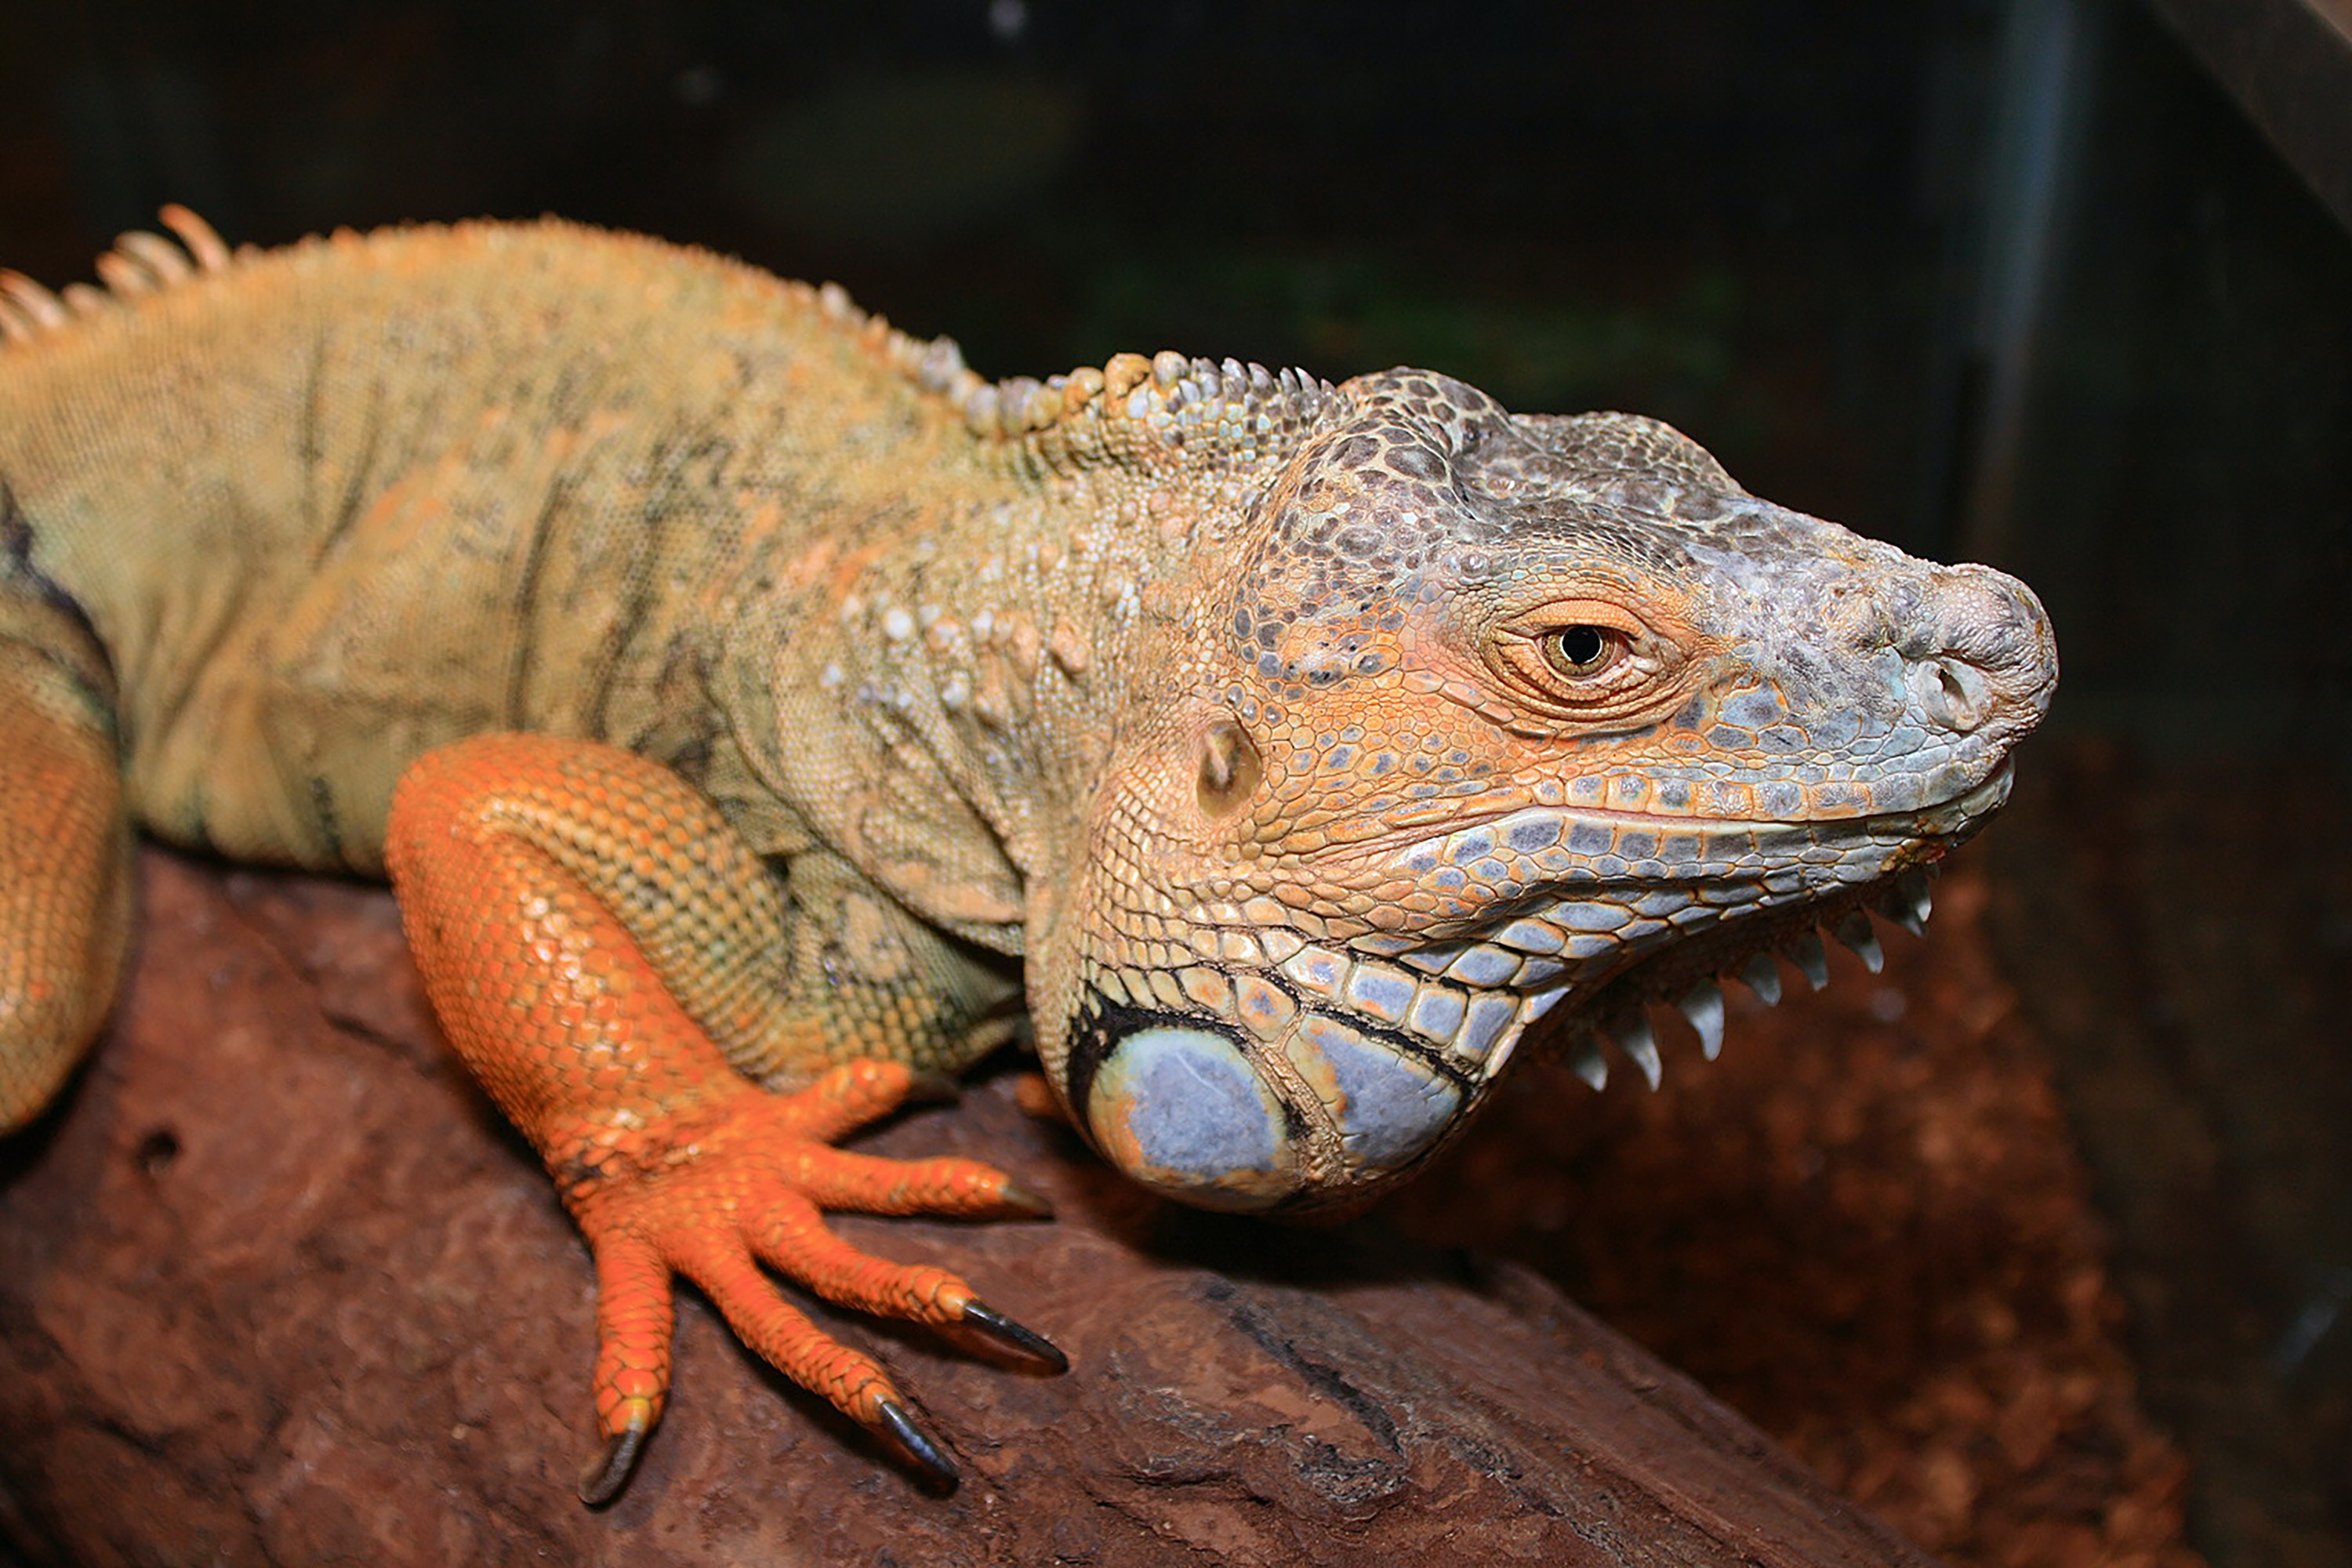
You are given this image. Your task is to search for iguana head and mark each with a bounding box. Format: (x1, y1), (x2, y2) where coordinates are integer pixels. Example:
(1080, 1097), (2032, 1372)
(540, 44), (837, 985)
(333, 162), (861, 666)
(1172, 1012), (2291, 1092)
(1036, 365), (2057, 1214)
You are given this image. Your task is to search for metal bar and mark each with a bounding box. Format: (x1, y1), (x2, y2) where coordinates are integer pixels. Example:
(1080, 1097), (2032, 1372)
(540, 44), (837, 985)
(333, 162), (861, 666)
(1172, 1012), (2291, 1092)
(2147, 0), (2352, 234)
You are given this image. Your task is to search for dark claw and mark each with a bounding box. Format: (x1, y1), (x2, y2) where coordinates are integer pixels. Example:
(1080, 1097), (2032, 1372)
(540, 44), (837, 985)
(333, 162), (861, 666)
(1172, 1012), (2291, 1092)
(578, 1420), (648, 1507)
(962, 1299), (1070, 1372)
(872, 1397), (960, 1492)
(902, 1069), (964, 1105)
(994, 1178), (1056, 1219)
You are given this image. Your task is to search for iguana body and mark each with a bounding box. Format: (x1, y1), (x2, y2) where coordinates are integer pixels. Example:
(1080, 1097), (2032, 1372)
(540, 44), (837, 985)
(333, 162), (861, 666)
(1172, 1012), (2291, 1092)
(0, 211), (2057, 1497)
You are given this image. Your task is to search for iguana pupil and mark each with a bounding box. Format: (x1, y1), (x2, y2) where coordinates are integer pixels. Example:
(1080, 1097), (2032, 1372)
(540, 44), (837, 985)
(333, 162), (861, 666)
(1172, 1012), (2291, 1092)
(1553, 626), (1610, 670)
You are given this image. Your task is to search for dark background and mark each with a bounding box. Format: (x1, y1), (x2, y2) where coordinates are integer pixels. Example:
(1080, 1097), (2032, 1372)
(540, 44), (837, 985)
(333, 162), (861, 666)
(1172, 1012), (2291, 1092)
(2, 2), (2346, 1563)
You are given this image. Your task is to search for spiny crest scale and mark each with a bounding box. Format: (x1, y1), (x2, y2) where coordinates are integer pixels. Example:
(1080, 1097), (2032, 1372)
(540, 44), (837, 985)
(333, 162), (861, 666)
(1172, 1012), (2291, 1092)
(0, 206), (238, 350)
(955, 348), (1334, 476)
(2, 209), (1333, 488)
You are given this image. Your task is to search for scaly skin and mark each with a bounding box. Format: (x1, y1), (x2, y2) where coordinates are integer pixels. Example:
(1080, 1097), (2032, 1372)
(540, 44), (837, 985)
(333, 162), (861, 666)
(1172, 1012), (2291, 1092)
(0, 211), (2057, 1497)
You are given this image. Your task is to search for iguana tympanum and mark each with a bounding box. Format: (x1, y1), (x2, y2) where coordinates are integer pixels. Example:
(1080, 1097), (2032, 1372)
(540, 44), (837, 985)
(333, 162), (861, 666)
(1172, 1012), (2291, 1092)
(0, 210), (2058, 1500)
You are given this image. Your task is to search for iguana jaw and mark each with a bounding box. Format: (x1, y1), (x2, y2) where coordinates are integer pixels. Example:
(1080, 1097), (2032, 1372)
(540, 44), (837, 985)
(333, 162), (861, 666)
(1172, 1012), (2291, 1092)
(1511, 759), (2014, 1093)
(1058, 761), (2012, 1214)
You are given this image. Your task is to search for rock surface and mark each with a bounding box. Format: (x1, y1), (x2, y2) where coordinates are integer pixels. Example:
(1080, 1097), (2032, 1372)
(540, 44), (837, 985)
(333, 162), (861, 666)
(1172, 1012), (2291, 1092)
(0, 851), (1933, 1567)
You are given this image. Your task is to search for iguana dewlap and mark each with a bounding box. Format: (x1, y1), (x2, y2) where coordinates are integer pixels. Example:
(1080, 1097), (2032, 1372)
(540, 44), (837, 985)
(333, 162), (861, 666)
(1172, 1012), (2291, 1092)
(0, 211), (2058, 1499)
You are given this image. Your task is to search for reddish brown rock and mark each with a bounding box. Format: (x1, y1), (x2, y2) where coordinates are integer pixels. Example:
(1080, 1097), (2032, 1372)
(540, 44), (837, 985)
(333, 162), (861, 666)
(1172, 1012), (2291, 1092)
(0, 851), (1935, 1567)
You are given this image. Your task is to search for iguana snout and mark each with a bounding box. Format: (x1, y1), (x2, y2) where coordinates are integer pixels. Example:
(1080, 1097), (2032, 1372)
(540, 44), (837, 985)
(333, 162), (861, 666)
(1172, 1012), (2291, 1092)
(1894, 562), (2058, 745)
(1048, 369), (2057, 1214)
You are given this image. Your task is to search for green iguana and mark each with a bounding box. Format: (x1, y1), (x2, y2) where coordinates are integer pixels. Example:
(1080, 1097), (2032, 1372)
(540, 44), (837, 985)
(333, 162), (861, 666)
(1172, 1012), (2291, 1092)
(0, 209), (2058, 1501)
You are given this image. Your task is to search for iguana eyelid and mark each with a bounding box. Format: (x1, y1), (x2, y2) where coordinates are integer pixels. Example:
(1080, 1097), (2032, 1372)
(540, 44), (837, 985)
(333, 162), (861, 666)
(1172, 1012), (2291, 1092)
(1482, 598), (1690, 715)
(1499, 597), (1650, 643)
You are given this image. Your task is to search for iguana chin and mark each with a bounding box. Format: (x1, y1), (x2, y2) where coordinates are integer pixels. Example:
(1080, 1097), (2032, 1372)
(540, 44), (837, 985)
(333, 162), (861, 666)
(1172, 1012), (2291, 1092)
(0, 209), (2058, 1500)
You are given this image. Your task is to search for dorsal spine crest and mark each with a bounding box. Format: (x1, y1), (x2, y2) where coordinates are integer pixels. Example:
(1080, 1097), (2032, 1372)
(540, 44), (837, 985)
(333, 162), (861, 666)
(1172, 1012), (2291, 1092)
(2, 210), (1337, 488)
(955, 347), (1334, 478)
(0, 206), (241, 350)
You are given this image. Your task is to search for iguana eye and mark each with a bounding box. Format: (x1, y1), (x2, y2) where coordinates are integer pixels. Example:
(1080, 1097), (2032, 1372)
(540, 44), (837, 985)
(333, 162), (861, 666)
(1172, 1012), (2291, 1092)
(1543, 625), (1627, 677)
(1481, 599), (1693, 721)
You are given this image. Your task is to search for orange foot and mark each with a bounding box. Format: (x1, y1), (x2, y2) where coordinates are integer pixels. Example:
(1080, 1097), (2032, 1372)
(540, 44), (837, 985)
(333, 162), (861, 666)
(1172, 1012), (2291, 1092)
(562, 1058), (1062, 1503)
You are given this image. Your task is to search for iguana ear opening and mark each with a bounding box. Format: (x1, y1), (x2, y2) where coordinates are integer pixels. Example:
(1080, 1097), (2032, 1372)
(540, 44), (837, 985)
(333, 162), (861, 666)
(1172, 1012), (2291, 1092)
(1193, 718), (1261, 818)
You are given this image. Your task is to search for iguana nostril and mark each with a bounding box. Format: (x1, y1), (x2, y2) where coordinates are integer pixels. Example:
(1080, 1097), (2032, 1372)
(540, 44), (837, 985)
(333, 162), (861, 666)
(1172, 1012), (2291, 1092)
(1915, 657), (1990, 731)
(1889, 564), (2058, 731)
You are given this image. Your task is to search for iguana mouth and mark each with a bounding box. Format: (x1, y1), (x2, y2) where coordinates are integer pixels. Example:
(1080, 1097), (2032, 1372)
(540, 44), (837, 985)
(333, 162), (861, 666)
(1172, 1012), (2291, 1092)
(1526, 860), (1940, 1091)
(1360, 759), (2013, 1094)
(1504, 762), (2019, 1091)
(1327, 754), (2016, 875)
(1065, 757), (2001, 1215)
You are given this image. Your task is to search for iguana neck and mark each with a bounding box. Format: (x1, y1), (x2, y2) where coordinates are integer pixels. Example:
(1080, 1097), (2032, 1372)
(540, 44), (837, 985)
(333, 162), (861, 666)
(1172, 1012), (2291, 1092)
(709, 317), (1350, 950)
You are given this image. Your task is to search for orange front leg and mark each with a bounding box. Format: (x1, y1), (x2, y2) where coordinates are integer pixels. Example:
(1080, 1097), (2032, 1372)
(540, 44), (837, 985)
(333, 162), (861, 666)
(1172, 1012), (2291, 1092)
(385, 735), (1059, 1501)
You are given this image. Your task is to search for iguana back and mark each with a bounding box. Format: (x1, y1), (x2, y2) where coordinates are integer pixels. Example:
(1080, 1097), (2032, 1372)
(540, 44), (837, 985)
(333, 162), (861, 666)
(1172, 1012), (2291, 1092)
(0, 216), (989, 871)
